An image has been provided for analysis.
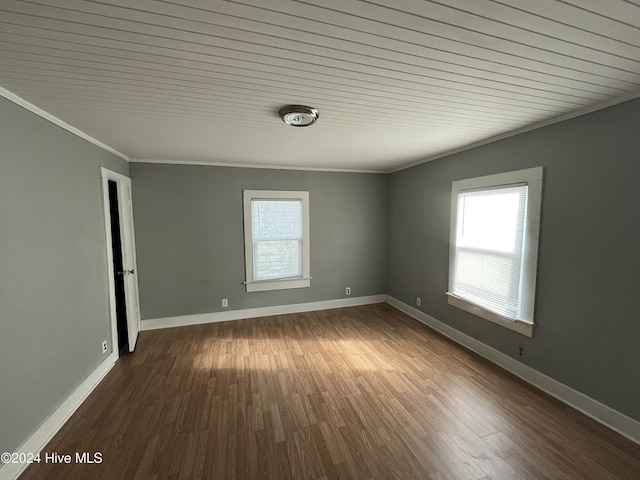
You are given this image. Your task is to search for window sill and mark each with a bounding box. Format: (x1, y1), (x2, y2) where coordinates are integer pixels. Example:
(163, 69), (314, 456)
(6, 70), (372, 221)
(246, 277), (311, 293)
(446, 293), (534, 338)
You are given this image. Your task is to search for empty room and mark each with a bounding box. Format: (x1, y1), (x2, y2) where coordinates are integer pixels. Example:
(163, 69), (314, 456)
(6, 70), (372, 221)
(1, 0), (640, 479)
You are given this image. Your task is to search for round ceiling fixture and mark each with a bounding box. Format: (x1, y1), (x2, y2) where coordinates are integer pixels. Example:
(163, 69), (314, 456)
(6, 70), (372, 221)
(278, 105), (319, 127)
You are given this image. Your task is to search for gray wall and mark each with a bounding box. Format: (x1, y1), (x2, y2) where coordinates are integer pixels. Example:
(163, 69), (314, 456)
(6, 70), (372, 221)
(389, 98), (640, 421)
(130, 163), (389, 319)
(0, 97), (129, 454)
(3, 90), (638, 459)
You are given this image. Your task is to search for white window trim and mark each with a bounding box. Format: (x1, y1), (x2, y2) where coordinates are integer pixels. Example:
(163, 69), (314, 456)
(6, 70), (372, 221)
(243, 190), (311, 293)
(447, 167), (543, 338)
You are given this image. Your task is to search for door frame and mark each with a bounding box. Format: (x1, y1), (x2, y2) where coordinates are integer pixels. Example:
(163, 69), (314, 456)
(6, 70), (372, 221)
(100, 167), (141, 356)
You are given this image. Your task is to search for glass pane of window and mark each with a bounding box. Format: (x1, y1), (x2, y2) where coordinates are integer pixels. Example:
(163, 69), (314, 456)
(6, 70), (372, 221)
(251, 200), (303, 281)
(454, 249), (522, 317)
(453, 185), (527, 319)
(254, 240), (302, 280)
(457, 187), (525, 253)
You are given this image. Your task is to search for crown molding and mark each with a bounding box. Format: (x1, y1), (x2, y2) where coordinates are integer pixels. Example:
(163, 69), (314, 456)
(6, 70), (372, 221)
(131, 158), (385, 174)
(0, 86), (129, 161)
(5, 84), (638, 174)
(389, 91), (640, 174)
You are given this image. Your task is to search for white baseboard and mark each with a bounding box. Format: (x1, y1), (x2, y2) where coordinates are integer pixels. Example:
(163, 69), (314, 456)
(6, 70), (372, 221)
(385, 296), (640, 445)
(0, 353), (118, 480)
(141, 295), (387, 331)
(4, 297), (635, 480)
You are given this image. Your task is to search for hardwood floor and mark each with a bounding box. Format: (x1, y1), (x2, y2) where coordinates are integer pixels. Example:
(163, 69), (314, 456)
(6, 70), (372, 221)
(20, 303), (640, 479)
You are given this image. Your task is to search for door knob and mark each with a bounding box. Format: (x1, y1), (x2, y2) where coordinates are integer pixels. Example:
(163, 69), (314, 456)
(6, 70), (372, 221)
(117, 269), (135, 275)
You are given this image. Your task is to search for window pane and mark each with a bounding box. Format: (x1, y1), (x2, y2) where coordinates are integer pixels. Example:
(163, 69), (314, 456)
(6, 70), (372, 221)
(454, 249), (521, 317)
(453, 185), (527, 319)
(254, 240), (302, 280)
(457, 187), (525, 253)
(251, 200), (303, 281)
(252, 200), (302, 241)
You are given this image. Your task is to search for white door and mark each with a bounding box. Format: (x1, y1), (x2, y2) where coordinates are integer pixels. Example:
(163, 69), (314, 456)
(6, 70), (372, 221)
(100, 168), (141, 353)
(120, 182), (141, 351)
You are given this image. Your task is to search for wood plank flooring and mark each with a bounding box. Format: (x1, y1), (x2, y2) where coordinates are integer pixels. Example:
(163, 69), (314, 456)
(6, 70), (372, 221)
(20, 304), (640, 479)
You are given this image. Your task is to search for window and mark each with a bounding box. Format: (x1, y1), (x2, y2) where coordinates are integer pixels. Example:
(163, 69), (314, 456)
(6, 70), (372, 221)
(447, 167), (543, 337)
(243, 190), (310, 292)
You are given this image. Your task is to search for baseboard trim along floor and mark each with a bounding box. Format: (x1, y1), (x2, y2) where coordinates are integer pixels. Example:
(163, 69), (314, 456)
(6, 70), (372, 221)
(0, 353), (117, 480)
(385, 295), (640, 445)
(5, 296), (638, 480)
(141, 295), (387, 331)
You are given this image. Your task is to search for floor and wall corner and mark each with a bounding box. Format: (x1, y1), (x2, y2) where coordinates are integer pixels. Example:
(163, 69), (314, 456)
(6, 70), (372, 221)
(1, 92), (640, 479)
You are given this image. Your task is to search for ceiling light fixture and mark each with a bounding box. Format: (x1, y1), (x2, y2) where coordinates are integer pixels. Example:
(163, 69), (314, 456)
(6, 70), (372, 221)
(278, 105), (319, 127)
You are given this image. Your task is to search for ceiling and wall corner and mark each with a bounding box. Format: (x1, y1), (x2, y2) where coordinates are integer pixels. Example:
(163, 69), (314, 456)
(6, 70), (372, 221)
(1, 0), (640, 172)
(0, 86), (129, 160)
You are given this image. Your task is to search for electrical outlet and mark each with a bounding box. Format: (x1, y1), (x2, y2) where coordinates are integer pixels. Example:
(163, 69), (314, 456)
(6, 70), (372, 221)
(101, 340), (108, 354)
(345, 287), (351, 295)
(222, 298), (229, 308)
(519, 346), (525, 357)
(416, 297), (422, 307)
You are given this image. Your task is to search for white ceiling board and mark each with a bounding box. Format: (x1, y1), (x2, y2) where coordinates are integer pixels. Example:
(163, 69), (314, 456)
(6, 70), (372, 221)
(1, 0), (640, 172)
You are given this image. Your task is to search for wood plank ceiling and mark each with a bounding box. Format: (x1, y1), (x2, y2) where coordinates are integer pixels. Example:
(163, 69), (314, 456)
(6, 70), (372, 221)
(1, 0), (640, 171)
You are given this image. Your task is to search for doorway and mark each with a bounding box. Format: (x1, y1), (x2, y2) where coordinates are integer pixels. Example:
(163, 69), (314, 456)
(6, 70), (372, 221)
(108, 180), (129, 354)
(101, 168), (141, 356)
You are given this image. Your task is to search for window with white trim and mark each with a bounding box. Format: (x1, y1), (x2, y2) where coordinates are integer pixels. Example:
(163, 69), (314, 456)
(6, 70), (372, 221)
(243, 190), (310, 292)
(447, 167), (543, 337)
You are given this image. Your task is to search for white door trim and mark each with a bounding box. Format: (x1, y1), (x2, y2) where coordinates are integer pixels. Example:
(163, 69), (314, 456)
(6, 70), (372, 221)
(100, 167), (141, 355)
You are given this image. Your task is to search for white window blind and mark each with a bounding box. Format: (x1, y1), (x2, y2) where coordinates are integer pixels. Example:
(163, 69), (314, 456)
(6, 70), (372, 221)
(251, 199), (303, 281)
(452, 185), (527, 320)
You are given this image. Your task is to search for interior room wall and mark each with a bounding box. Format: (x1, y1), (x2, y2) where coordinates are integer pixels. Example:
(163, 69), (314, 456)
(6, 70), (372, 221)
(3, 92), (639, 460)
(388, 97), (640, 421)
(0, 97), (129, 455)
(129, 163), (389, 320)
